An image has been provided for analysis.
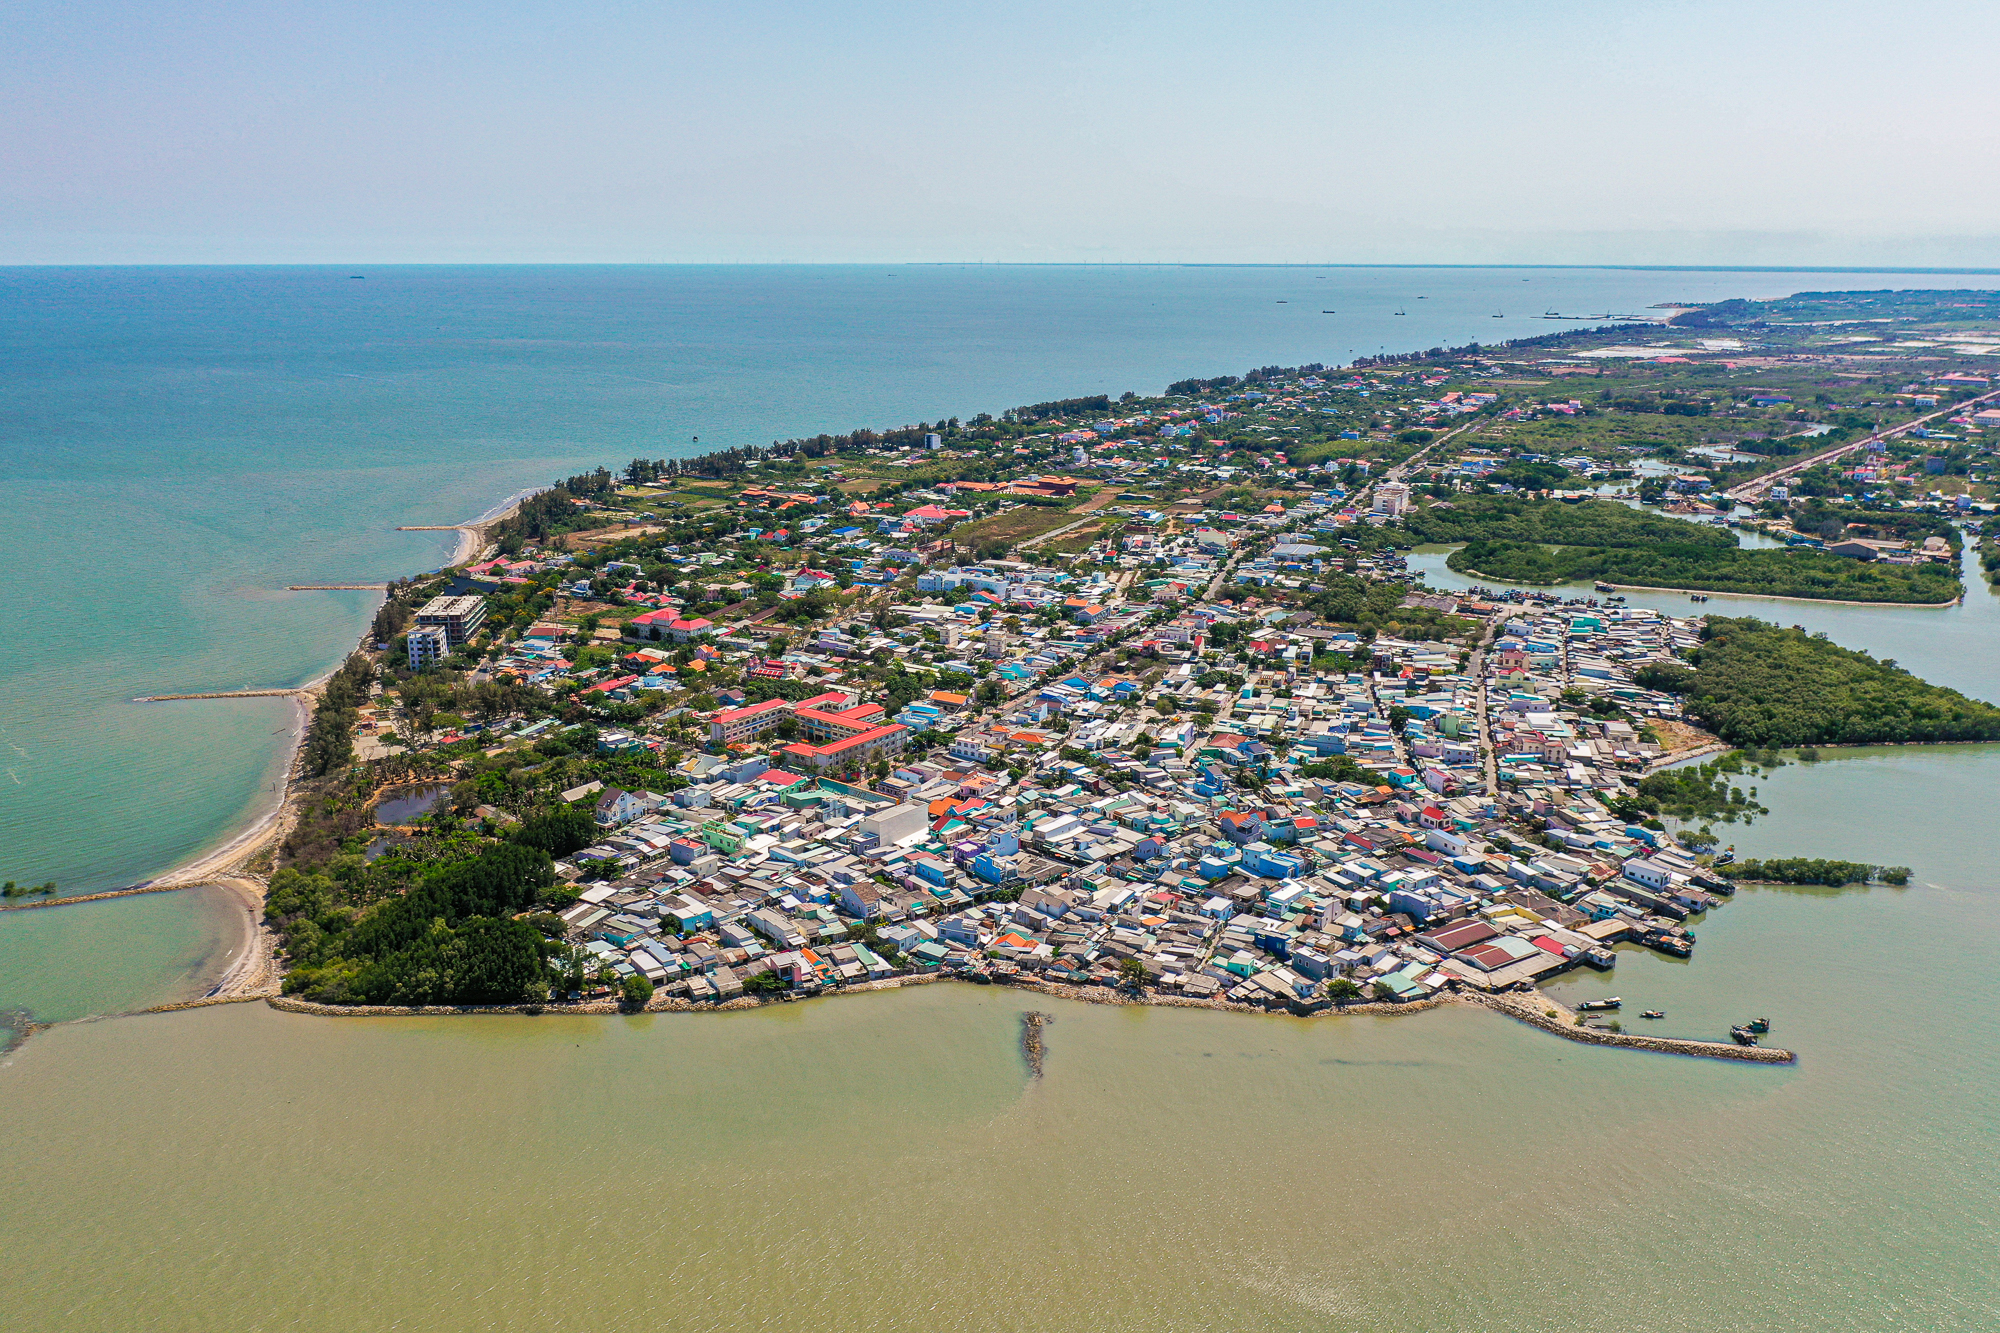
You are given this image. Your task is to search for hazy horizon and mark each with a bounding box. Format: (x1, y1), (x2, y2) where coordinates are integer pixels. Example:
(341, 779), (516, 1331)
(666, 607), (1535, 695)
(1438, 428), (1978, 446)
(7, 0), (1998, 267)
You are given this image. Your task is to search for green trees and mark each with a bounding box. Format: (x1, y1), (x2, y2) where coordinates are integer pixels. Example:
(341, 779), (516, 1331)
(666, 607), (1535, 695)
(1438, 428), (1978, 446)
(276, 844), (558, 1006)
(512, 804), (599, 858)
(1720, 858), (1910, 886)
(1447, 540), (1961, 604)
(1678, 618), (2000, 747)
(301, 654), (375, 778)
(620, 974), (655, 1008)
(1630, 760), (1768, 823)
(1398, 497), (1735, 551)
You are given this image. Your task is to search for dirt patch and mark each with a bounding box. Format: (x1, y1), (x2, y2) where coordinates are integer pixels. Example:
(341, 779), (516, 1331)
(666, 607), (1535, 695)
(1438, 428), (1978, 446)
(1653, 718), (1722, 754)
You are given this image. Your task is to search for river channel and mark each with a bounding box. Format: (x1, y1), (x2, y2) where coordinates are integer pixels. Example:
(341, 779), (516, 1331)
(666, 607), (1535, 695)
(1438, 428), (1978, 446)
(1407, 534), (1999, 698)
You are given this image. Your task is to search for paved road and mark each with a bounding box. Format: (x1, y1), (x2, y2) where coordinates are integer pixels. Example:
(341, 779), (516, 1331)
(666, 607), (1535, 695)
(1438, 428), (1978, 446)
(1468, 615), (1501, 796)
(1725, 388), (2000, 501)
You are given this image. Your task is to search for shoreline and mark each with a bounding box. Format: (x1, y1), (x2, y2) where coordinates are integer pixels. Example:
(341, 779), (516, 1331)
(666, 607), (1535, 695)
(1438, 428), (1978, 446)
(221, 976), (1792, 1064)
(1451, 564), (1962, 609)
(12, 490), (542, 994)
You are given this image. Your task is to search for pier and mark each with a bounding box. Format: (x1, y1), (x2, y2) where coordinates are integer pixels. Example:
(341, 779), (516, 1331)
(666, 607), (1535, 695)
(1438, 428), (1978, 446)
(1473, 992), (1796, 1064)
(287, 583), (389, 591)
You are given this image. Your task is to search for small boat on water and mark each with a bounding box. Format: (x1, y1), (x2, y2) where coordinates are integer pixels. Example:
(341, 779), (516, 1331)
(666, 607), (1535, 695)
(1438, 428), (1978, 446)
(1594, 581), (1617, 592)
(1578, 997), (1622, 1012)
(1641, 1010), (1665, 1020)
(1746, 1017), (1771, 1034)
(1689, 593), (1710, 603)
(1730, 1026), (1759, 1046)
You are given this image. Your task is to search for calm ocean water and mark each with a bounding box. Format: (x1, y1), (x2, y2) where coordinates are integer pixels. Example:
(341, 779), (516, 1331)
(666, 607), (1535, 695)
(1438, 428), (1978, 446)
(3, 267), (1999, 1331)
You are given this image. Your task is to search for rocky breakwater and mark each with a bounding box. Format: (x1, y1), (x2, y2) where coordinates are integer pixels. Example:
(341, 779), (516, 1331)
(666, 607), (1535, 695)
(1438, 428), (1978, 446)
(1475, 991), (1796, 1064)
(1020, 1010), (1053, 1077)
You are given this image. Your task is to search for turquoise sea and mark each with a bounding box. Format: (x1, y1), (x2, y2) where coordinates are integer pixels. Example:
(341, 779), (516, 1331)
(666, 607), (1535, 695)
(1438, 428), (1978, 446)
(8, 263), (1997, 912)
(4, 266), (2000, 1332)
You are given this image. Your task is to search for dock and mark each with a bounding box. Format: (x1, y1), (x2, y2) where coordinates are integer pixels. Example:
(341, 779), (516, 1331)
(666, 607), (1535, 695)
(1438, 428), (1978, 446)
(1473, 992), (1796, 1064)
(287, 583), (389, 591)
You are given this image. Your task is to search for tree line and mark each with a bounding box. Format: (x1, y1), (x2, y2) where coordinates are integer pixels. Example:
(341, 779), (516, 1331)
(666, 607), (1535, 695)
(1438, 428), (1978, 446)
(1650, 617), (2000, 747)
(1719, 857), (1910, 886)
(300, 655), (376, 778)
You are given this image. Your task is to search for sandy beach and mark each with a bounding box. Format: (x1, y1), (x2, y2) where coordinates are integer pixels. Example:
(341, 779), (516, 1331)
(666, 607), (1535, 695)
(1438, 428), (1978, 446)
(112, 488), (542, 999)
(448, 489), (541, 566)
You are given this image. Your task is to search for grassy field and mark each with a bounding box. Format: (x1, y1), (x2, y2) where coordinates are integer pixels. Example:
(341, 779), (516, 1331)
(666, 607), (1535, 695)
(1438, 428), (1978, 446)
(949, 504), (1081, 548)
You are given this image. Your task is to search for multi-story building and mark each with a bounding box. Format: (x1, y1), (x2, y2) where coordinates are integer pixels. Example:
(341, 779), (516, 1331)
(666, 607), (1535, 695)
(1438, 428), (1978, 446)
(416, 595), (486, 646)
(1373, 481), (1411, 517)
(407, 624), (450, 669)
(776, 724), (910, 775)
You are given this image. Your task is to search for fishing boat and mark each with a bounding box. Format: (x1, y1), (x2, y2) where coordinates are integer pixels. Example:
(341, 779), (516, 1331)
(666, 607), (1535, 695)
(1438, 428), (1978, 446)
(1394, 308), (1406, 315)
(1730, 1026), (1759, 1046)
(1577, 997), (1622, 1011)
(1322, 310), (1336, 314)
(1594, 581), (1617, 592)
(1746, 1017), (1771, 1034)
(1641, 1010), (1665, 1019)
(1689, 593), (1710, 603)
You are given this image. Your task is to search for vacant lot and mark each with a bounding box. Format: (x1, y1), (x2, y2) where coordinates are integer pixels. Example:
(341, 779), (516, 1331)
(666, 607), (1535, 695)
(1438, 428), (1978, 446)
(950, 505), (1080, 549)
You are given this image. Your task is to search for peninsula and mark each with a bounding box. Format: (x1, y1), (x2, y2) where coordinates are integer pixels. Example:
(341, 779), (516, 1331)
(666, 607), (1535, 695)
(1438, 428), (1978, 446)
(53, 288), (2000, 1056)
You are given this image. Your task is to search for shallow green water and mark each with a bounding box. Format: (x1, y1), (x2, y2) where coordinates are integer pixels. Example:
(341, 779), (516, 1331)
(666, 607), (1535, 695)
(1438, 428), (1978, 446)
(4, 749), (1998, 1332)
(4, 897), (1996, 1333)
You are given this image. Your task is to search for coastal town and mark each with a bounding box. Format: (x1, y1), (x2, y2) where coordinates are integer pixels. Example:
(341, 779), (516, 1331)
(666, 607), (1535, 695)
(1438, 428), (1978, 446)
(216, 290), (2000, 1052)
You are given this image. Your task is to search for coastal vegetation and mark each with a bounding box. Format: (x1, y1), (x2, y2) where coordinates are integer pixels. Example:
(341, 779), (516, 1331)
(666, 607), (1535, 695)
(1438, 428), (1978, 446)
(1448, 540), (1962, 604)
(1660, 617), (2000, 747)
(1719, 858), (1910, 887)
(1609, 755), (1768, 824)
(301, 655), (376, 778)
(269, 843), (561, 1005)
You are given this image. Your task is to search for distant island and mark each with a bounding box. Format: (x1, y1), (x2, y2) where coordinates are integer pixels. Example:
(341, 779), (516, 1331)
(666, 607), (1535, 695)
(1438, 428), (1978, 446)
(39, 287), (1997, 1060)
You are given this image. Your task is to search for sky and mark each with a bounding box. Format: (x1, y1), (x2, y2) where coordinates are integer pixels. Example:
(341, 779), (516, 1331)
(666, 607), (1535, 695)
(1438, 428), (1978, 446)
(5, 0), (1999, 266)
